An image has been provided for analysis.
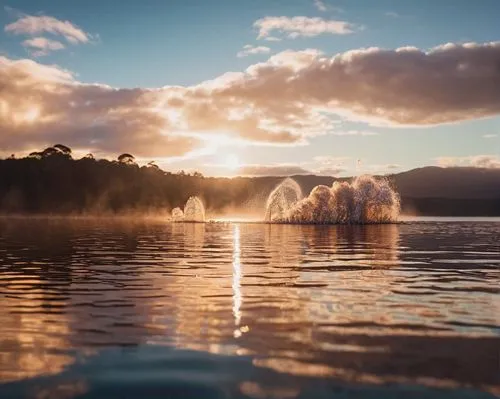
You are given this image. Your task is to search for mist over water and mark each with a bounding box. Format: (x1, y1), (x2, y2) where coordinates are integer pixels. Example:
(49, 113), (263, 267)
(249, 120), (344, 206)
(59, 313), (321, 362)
(265, 175), (401, 224)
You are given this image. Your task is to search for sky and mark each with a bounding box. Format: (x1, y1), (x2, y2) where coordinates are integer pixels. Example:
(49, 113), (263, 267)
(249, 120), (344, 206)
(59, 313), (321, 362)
(1, 0), (499, 177)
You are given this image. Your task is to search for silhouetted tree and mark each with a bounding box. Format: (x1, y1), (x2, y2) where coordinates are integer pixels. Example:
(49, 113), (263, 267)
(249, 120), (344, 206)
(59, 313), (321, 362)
(53, 144), (72, 157)
(118, 153), (136, 165)
(28, 152), (42, 159)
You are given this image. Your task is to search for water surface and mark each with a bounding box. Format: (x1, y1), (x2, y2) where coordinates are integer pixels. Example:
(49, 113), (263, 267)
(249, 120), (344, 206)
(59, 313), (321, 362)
(0, 218), (499, 398)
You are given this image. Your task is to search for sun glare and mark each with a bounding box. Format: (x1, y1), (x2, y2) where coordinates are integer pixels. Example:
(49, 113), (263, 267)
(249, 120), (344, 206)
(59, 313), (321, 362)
(13, 107), (40, 125)
(224, 154), (241, 171)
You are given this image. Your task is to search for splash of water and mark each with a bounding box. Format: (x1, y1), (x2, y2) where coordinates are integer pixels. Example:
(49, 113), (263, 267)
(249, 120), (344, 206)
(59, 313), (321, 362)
(183, 196), (206, 222)
(170, 197), (206, 222)
(264, 178), (303, 222)
(265, 175), (400, 224)
(171, 207), (184, 222)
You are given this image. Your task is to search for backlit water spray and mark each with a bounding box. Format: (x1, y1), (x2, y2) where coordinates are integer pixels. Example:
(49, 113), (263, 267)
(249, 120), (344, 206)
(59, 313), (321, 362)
(171, 176), (400, 224)
(171, 196), (206, 222)
(265, 175), (400, 224)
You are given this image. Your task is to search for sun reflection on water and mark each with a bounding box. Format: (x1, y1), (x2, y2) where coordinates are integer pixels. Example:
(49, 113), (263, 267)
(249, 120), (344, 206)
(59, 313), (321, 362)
(232, 224), (242, 332)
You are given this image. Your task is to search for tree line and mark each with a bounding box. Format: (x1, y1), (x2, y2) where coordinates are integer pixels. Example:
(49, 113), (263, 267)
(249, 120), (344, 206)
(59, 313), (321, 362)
(0, 145), (278, 215)
(2, 145), (498, 216)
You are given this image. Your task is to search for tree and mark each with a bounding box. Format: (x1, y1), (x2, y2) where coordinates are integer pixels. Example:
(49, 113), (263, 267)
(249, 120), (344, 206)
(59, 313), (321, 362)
(41, 147), (59, 158)
(53, 144), (72, 157)
(118, 153), (136, 165)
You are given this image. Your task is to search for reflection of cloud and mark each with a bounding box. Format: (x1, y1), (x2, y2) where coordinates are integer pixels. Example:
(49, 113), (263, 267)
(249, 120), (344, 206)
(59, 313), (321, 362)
(0, 282), (73, 383)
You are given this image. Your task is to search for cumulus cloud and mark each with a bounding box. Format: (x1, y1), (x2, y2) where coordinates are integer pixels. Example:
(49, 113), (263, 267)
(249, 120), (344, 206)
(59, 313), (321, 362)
(5, 14), (90, 44)
(2, 40), (500, 159)
(237, 45), (271, 58)
(254, 16), (357, 39)
(436, 155), (500, 168)
(217, 41), (500, 126)
(0, 55), (301, 158)
(22, 37), (65, 56)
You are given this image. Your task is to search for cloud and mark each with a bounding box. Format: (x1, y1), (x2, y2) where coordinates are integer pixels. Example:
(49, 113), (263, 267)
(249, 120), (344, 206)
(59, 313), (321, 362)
(2, 41), (500, 159)
(0, 55), (301, 158)
(263, 36), (282, 42)
(254, 16), (357, 39)
(237, 45), (271, 58)
(332, 130), (378, 136)
(483, 134), (498, 139)
(436, 155), (500, 168)
(385, 11), (400, 18)
(386, 163), (400, 169)
(313, 156), (349, 175)
(316, 167), (346, 176)
(217, 41), (500, 126)
(313, 0), (327, 12)
(363, 163), (401, 174)
(240, 164), (312, 176)
(22, 37), (65, 56)
(5, 14), (90, 44)
(314, 155), (350, 165)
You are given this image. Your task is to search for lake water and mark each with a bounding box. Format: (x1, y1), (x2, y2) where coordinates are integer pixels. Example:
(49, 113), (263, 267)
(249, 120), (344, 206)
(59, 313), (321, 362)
(0, 218), (498, 398)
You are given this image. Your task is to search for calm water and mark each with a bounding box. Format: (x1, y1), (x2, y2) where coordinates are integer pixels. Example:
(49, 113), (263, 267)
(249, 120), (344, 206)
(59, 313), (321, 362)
(0, 218), (499, 398)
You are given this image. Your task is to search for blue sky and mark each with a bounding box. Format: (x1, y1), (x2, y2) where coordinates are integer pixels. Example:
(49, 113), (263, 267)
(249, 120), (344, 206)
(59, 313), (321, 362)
(1, 0), (499, 176)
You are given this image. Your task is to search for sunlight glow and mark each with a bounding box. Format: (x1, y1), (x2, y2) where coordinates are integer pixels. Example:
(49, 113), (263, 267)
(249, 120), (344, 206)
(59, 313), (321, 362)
(14, 107), (40, 124)
(225, 154), (241, 170)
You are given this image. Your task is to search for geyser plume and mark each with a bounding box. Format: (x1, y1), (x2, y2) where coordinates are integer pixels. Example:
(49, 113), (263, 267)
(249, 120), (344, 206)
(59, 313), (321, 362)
(264, 178), (303, 222)
(171, 196), (206, 222)
(265, 175), (400, 224)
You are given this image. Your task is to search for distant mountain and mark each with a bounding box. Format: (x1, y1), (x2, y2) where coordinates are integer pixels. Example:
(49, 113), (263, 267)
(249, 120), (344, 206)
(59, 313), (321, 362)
(392, 167), (500, 199)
